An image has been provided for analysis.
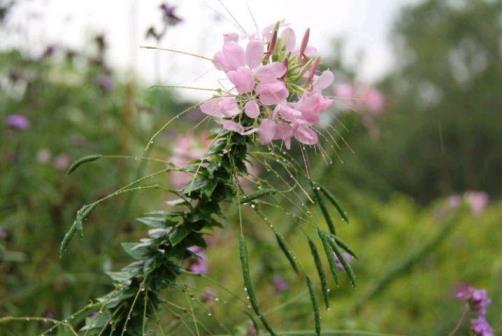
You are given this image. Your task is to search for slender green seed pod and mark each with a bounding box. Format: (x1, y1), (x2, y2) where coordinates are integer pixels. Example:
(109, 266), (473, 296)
(66, 154), (102, 175)
(275, 232), (299, 274)
(305, 275), (321, 336)
(308, 239), (330, 308)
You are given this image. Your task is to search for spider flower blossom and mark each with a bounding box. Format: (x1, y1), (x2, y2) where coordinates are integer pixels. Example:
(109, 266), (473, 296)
(200, 23), (335, 149)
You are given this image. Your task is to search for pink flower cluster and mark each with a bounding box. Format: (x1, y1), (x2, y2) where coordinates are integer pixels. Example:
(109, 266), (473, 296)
(200, 23), (335, 149)
(446, 191), (489, 216)
(334, 84), (385, 115)
(169, 132), (211, 188)
(456, 284), (493, 336)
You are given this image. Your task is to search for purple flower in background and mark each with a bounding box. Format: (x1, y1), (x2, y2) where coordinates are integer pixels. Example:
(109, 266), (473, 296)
(160, 3), (183, 25)
(455, 284), (493, 335)
(200, 288), (216, 303)
(471, 316), (493, 336)
(456, 285), (491, 316)
(5, 114), (30, 130)
(187, 246), (208, 274)
(334, 252), (353, 271)
(272, 276), (288, 294)
(96, 74), (113, 91)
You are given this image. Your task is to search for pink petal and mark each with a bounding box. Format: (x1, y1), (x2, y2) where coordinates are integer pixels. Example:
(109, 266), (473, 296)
(227, 66), (255, 93)
(274, 122), (294, 149)
(313, 70), (334, 92)
(221, 42), (245, 72)
(218, 119), (245, 133)
(256, 80), (289, 105)
(258, 119), (276, 144)
(280, 28), (296, 52)
(275, 103), (302, 122)
(256, 62), (287, 82)
(200, 97), (240, 117)
(246, 39), (264, 69)
(245, 100), (260, 118)
(294, 125), (318, 145)
(223, 33), (239, 42)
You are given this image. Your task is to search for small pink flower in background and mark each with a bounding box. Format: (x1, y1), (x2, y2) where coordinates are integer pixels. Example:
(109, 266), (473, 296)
(169, 132), (211, 188)
(444, 191), (489, 216)
(272, 276), (288, 294)
(5, 114), (30, 130)
(334, 83), (385, 115)
(37, 148), (52, 164)
(53, 154), (71, 171)
(464, 191), (489, 216)
(187, 246), (208, 275)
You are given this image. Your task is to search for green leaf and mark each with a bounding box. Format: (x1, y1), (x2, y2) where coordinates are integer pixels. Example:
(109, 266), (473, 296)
(305, 275), (321, 336)
(66, 154), (102, 175)
(274, 232), (299, 274)
(318, 184), (349, 223)
(308, 239), (330, 308)
(59, 203), (97, 257)
(168, 225), (191, 246)
(121, 242), (150, 260)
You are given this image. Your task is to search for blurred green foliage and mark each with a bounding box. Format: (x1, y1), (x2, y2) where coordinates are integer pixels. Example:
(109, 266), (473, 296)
(331, 0), (502, 204)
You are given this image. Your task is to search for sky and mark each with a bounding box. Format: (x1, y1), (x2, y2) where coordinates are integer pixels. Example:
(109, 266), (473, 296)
(5, 0), (420, 100)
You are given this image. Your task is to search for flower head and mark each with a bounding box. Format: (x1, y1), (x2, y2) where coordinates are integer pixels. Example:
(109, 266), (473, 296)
(205, 22), (335, 149)
(455, 283), (493, 335)
(272, 276), (289, 294)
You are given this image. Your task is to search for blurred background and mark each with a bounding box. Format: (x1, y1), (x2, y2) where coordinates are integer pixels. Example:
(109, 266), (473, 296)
(1, 0), (501, 335)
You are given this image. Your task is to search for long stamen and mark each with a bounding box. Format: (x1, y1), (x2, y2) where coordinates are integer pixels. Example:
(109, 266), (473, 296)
(140, 46), (213, 62)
